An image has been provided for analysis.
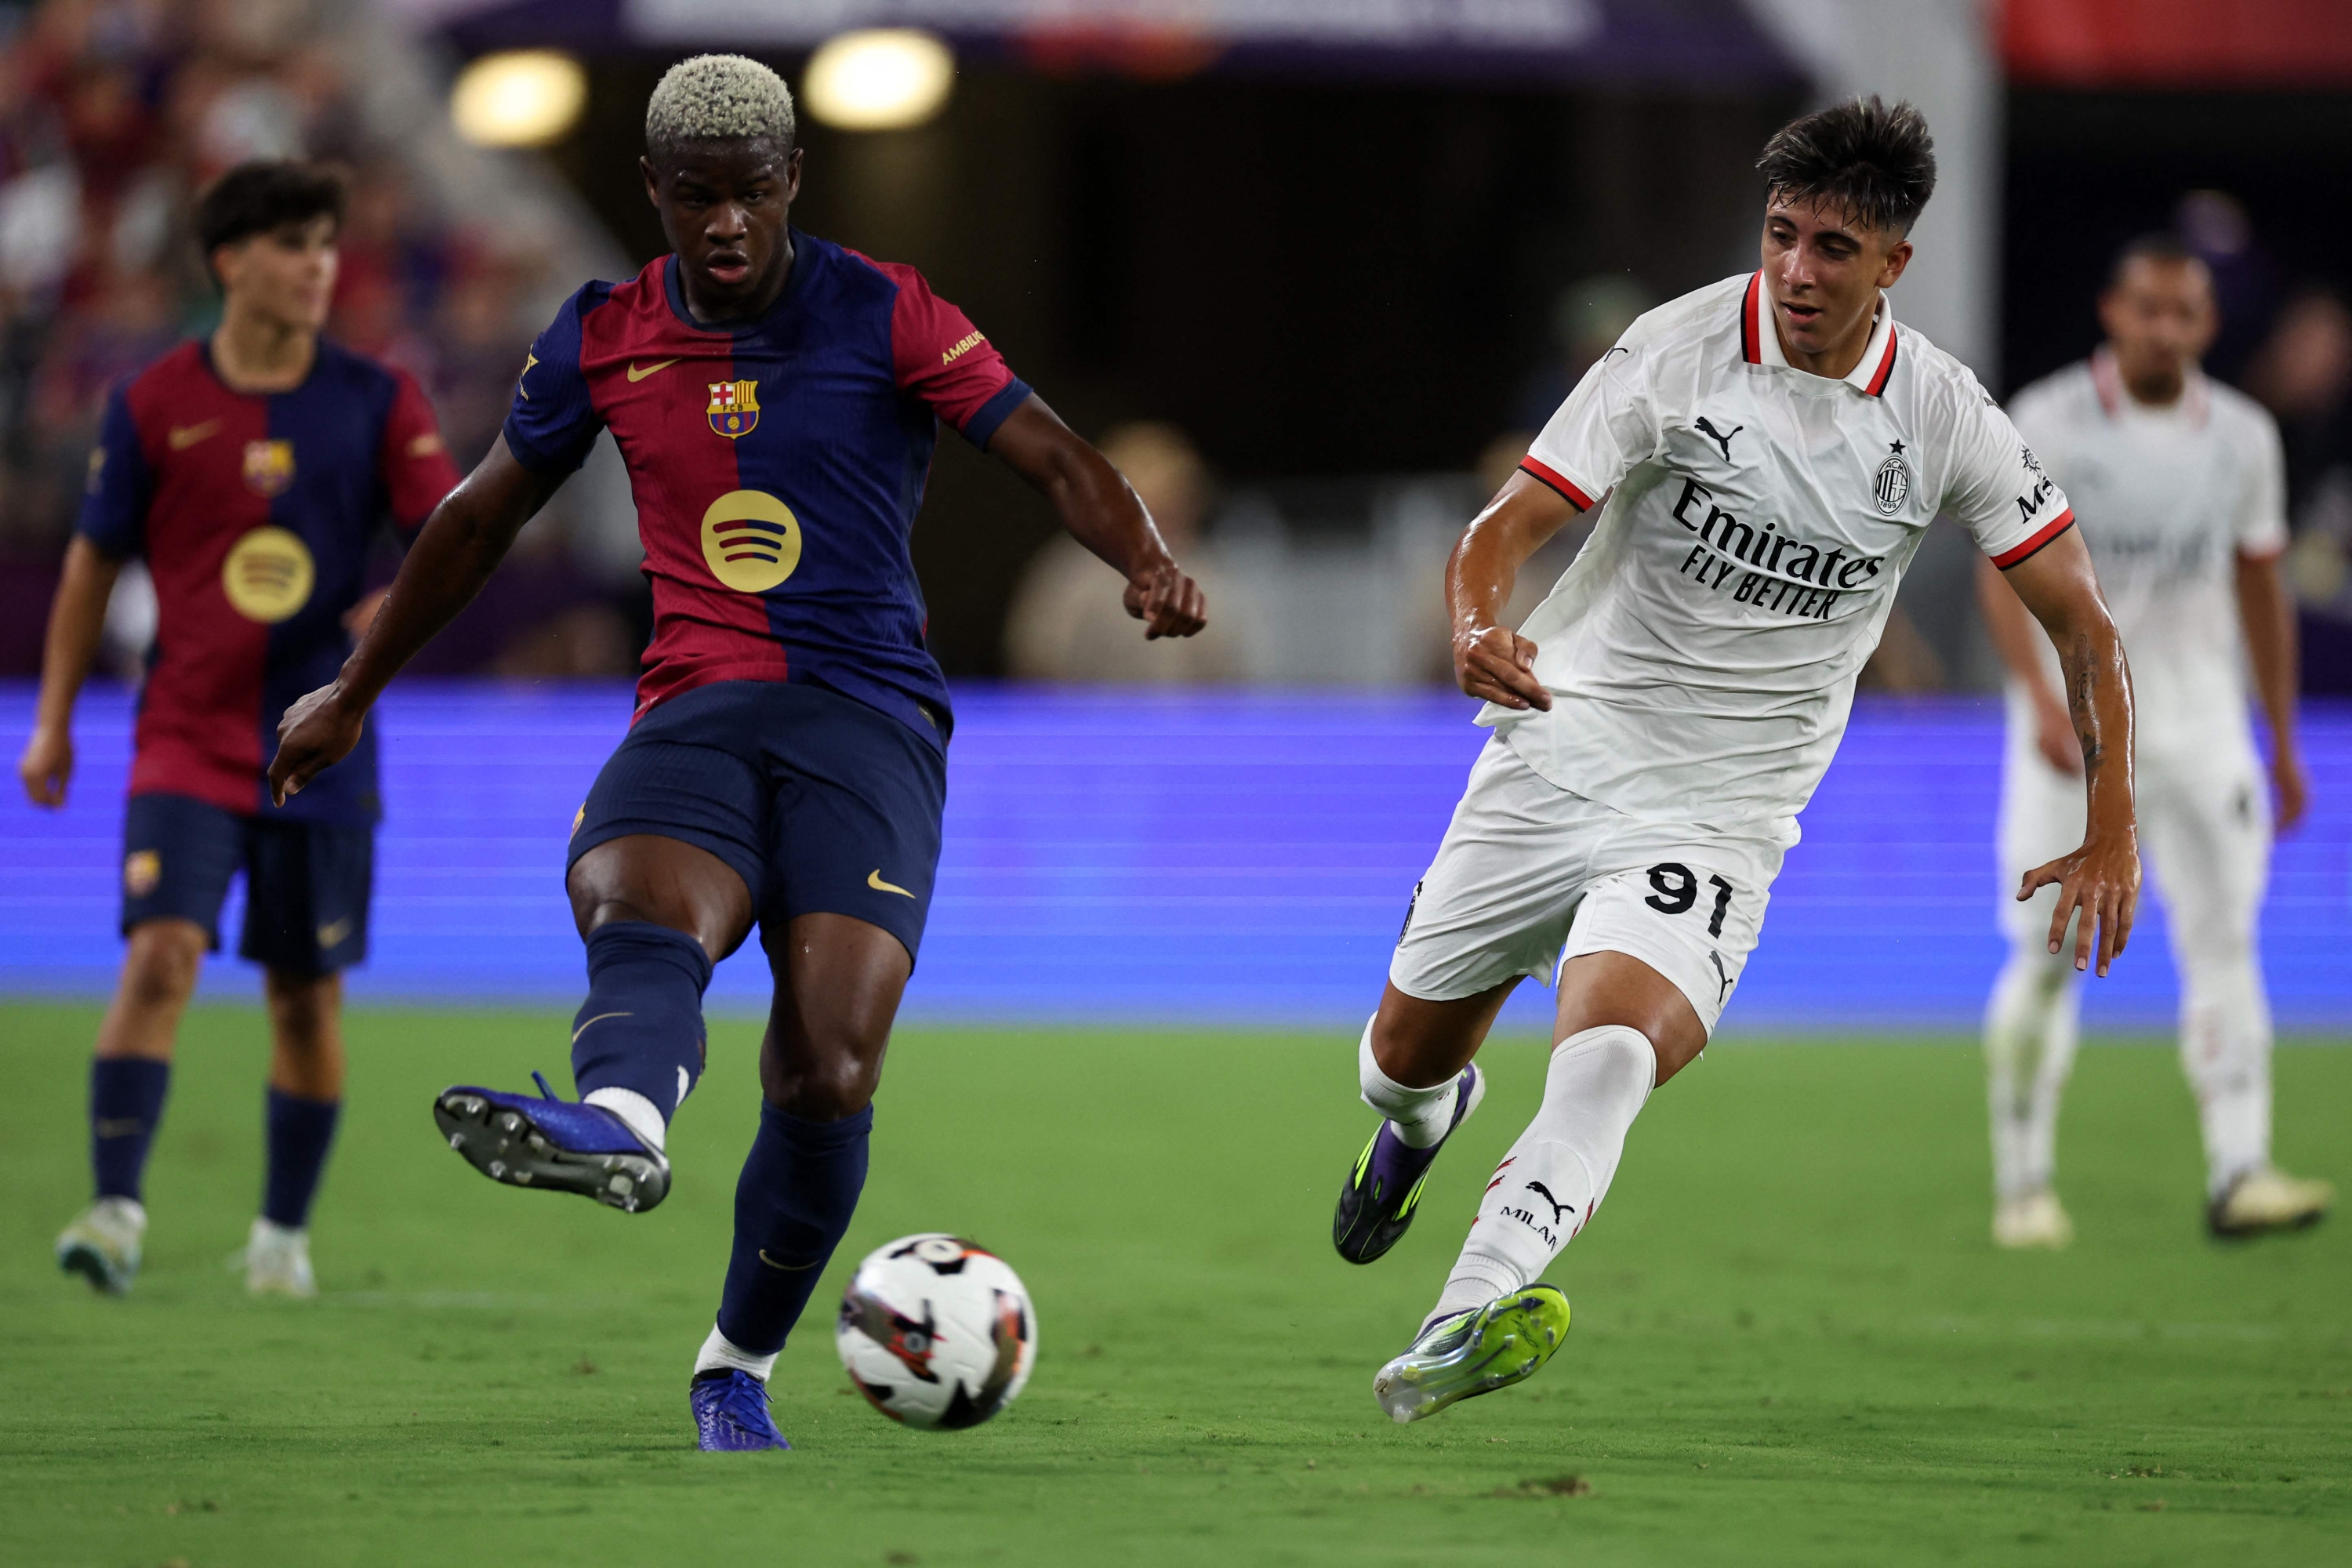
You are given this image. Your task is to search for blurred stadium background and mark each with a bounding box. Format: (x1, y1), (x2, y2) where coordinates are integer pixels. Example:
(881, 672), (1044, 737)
(0, 0), (2347, 1036)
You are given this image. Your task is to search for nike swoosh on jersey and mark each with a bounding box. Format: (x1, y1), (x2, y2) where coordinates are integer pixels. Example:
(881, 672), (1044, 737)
(626, 359), (681, 382)
(868, 870), (915, 898)
(168, 419), (222, 450)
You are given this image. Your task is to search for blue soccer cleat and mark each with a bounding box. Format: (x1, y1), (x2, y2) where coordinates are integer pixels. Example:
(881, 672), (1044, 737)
(1333, 1062), (1485, 1265)
(433, 1073), (670, 1214)
(691, 1370), (791, 1451)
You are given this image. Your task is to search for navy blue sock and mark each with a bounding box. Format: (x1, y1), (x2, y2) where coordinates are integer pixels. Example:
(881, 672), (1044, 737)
(262, 1087), (341, 1229)
(570, 921), (713, 1121)
(716, 1102), (874, 1356)
(91, 1058), (170, 1203)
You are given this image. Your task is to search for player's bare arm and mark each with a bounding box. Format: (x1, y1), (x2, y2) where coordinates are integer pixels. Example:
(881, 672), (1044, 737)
(17, 535), (122, 808)
(1999, 528), (2140, 974)
(2234, 545), (2306, 829)
(1445, 470), (1579, 711)
(269, 438), (561, 803)
(1976, 554), (2082, 774)
(987, 397), (1206, 640)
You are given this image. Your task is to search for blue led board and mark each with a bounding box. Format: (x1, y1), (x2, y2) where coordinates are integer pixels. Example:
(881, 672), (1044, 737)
(3, 683), (2346, 1033)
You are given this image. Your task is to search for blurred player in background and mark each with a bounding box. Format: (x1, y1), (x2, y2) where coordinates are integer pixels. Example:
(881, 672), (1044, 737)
(1329, 99), (2142, 1423)
(1980, 237), (2331, 1246)
(267, 56), (1204, 1451)
(20, 162), (459, 1298)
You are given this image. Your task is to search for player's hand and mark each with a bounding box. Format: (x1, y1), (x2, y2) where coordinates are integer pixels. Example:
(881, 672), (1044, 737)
(1123, 560), (1207, 640)
(2032, 692), (2082, 775)
(343, 588), (390, 639)
(2270, 746), (2308, 834)
(17, 723), (72, 808)
(269, 682), (367, 806)
(2018, 832), (2140, 976)
(1454, 624), (1551, 711)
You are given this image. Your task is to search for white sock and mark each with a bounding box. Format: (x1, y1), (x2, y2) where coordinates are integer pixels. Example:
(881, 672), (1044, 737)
(1984, 949), (2078, 1201)
(2179, 953), (2271, 1197)
(1428, 1024), (1656, 1327)
(1358, 1018), (1458, 1150)
(695, 1323), (778, 1383)
(583, 1087), (666, 1154)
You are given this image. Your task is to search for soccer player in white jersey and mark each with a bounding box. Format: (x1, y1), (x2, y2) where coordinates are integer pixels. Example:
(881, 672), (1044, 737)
(1327, 98), (2143, 1424)
(1980, 236), (2330, 1247)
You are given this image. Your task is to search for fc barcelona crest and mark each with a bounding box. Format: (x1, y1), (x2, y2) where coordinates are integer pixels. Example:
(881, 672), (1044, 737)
(708, 379), (760, 439)
(242, 438), (296, 497)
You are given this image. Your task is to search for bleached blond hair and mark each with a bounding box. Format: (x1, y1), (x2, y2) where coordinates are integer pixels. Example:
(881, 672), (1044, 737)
(645, 54), (796, 154)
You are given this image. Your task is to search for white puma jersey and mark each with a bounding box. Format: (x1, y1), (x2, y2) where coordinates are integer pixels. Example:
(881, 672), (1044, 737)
(1494, 273), (2071, 832)
(2005, 351), (2287, 762)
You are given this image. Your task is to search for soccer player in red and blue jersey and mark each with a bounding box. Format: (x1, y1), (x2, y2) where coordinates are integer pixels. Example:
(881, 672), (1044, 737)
(23, 162), (459, 1298)
(270, 56), (1207, 1450)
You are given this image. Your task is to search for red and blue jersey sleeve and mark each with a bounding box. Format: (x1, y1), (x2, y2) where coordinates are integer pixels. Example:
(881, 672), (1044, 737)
(502, 283), (611, 476)
(75, 383), (155, 561)
(872, 262), (1031, 449)
(377, 368), (461, 535)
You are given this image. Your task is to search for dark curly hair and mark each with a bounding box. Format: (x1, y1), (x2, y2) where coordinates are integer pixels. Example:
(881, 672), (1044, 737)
(1755, 96), (1936, 236)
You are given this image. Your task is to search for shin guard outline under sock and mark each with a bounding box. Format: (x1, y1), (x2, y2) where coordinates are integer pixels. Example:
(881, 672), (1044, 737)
(1358, 1018), (1459, 1150)
(715, 1102), (874, 1357)
(2179, 955), (2273, 1197)
(261, 1087), (341, 1229)
(91, 1058), (170, 1203)
(1983, 950), (2079, 1201)
(1431, 1024), (1655, 1326)
(569, 921), (713, 1125)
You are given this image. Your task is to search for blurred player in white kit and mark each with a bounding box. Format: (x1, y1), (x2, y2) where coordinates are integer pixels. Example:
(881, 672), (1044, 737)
(1980, 235), (2332, 1245)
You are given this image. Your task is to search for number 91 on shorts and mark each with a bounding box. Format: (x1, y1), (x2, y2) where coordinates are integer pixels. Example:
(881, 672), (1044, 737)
(1388, 739), (1790, 1036)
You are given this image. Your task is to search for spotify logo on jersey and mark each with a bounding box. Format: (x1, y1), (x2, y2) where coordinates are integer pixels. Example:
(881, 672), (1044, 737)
(220, 526), (315, 623)
(700, 488), (803, 593)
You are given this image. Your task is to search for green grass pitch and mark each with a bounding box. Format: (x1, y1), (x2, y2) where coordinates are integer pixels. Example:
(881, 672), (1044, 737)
(2, 1004), (2347, 1566)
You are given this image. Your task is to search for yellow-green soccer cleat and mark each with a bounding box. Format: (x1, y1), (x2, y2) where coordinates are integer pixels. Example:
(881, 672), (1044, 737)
(56, 1197), (145, 1295)
(1371, 1283), (1570, 1425)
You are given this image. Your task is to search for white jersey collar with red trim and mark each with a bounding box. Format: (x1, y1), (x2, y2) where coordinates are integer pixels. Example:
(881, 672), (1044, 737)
(1740, 272), (1899, 397)
(2089, 345), (2209, 428)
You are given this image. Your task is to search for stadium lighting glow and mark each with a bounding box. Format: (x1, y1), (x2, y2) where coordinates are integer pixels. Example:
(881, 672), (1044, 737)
(802, 30), (955, 132)
(450, 50), (588, 149)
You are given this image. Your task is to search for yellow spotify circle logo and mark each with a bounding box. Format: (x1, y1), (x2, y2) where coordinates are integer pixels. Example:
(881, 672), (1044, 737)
(700, 489), (801, 593)
(221, 526), (315, 623)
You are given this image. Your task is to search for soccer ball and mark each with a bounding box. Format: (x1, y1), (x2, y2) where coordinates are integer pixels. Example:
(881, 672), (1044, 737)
(836, 1233), (1036, 1430)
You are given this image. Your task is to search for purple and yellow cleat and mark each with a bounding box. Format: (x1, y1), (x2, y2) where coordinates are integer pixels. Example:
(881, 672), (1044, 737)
(1332, 1063), (1485, 1265)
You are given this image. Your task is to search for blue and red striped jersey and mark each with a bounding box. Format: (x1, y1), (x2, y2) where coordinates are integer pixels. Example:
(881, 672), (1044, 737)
(501, 230), (1031, 748)
(78, 339), (460, 823)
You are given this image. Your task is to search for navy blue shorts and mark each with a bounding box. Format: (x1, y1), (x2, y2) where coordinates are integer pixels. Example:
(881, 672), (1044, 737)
(568, 681), (948, 964)
(121, 793), (374, 976)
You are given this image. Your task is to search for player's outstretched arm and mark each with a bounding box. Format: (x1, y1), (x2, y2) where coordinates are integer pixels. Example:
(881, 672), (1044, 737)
(269, 437), (563, 804)
(17, 536), (121, 808)
(1446, 470), (1581, 711)
(1975, 554), (2082, 775)
(2001, 528), (2140, 975)
(985, 397), (1206, 640)
(2234, 546), (2307, 831)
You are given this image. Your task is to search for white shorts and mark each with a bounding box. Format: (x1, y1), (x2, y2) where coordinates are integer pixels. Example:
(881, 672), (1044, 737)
(1389, 738), (1791, 1035)
(1997, 709), (2269, 968)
